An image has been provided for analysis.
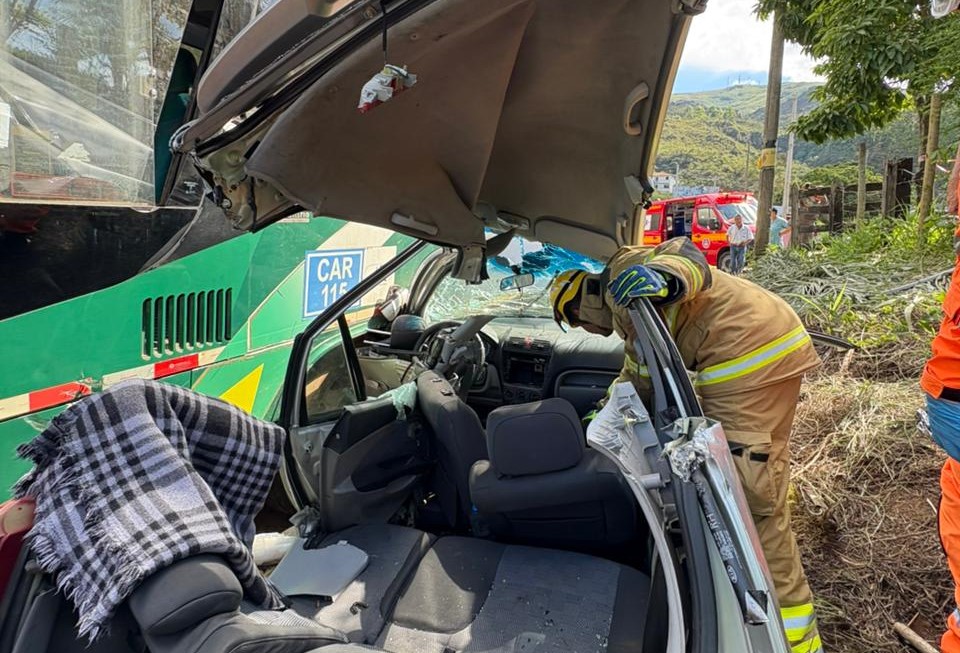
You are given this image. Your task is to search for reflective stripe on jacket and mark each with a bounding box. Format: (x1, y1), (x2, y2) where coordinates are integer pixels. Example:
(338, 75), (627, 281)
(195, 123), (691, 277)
(606, 238), (820, 398)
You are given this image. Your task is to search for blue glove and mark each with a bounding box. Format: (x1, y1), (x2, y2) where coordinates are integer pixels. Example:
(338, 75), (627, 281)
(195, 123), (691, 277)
(608, 265), (668, 306)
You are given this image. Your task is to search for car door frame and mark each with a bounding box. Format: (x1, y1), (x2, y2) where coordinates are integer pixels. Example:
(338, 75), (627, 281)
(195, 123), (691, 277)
(628, 298), (792, 652)
(277, 238), (430, 509)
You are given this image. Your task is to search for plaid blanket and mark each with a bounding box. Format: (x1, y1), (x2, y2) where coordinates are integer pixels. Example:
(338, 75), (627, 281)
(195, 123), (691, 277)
(13, 379), (287, 640)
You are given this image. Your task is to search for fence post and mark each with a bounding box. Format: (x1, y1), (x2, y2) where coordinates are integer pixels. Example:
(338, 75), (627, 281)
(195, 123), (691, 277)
(857, 142), (867, 220)
(882, 159), (895, 217)
(789, 184), (800, 246)
(895, 157), (913, 219)
(831, 183), (844, 233)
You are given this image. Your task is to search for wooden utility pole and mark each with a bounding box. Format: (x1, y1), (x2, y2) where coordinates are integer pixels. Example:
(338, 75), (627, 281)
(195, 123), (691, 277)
(918, 93), (943, 233)
(755, 14), (785, 256)
(781, 94), (799, 223)
(857, 142), (867, 221)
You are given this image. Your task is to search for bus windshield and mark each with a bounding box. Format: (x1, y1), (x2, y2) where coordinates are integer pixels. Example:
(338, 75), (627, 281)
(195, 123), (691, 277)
(2, 0), (262, 206)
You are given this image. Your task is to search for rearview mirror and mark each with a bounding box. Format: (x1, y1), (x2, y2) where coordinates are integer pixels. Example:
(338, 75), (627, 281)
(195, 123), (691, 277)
(500, 273), (535, 292)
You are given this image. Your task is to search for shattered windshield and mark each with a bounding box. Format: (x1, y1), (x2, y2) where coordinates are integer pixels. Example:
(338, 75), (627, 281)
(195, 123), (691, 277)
(425, 236), (604, 322)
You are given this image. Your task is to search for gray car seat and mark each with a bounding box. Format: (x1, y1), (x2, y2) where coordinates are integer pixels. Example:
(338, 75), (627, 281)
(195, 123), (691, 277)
(416, 371), (488, 529)
(127, 555), (345, 653)
(469, 398), (637, 552)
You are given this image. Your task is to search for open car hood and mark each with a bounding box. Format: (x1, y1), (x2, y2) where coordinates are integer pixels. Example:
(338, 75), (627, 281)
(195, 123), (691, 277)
(175, 0), (706, 273)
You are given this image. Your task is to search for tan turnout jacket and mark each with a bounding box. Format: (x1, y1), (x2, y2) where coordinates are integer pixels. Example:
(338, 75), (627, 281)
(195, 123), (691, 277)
(600, 238), (820, 399)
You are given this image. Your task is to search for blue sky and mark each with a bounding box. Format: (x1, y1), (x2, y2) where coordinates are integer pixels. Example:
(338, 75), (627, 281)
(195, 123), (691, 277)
(673, 0), (819, 94)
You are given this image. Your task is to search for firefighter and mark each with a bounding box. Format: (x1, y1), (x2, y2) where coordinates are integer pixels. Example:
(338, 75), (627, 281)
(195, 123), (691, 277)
(551, 237), (823, 653)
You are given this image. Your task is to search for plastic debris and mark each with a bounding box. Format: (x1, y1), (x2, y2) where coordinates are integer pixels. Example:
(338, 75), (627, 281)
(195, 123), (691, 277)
(358, 65), (417, 113)
(586, 381), (654, 475)
(663, 422), (711, 482)
(376, 380), (417, 419)
(252, 532), (298, 567)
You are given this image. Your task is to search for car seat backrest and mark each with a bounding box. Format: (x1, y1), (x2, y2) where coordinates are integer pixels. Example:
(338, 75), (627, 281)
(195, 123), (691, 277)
(470, 398), (637, 553)
(485, 398), (583, 477)
(127, 555), (344, 653)
(416, 371), (487, 529)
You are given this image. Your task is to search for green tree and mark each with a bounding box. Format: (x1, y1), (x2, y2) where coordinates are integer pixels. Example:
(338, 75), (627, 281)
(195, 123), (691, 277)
(755, 1), (960, 142)
(757, 0), (960, 225)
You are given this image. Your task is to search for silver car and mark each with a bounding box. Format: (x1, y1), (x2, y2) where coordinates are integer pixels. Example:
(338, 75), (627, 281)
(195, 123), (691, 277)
(1, 1), (795, 652)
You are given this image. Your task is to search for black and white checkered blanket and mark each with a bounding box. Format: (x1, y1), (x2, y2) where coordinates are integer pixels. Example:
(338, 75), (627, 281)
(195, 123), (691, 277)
(13, 379), (287, 640)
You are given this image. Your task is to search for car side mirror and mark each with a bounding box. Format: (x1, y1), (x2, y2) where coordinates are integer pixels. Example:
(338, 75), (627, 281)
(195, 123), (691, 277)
(710, 219), (721, 231)
(500, 273), (535, 292)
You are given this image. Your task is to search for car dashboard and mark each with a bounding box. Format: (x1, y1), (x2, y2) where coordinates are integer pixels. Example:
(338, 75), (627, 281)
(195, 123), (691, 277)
(470, 319), (625, 416)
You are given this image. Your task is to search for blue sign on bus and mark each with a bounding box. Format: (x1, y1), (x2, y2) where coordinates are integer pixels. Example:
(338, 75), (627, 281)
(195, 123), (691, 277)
(303, 249), (364, 317)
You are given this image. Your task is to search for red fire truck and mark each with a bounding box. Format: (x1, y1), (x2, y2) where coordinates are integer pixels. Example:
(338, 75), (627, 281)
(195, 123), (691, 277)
(643, 192), (757, 270)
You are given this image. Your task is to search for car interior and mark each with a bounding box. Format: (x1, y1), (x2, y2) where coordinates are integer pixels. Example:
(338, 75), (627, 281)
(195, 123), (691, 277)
(1, 261), (688, 653)
(0, 0), (730, 649)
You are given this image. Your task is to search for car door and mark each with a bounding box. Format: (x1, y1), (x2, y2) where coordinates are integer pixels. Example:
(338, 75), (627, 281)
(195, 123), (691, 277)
(277, 240), (435, 532)
(624, 299), (792, 653)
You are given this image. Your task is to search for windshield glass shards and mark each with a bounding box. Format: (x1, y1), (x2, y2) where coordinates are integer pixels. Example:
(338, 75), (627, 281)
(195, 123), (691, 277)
(425, 235), (604, 322)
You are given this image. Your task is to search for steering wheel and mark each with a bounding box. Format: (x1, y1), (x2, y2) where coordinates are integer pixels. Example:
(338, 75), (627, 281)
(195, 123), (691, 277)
(414, 320), (488, 393)
(413, 321), (462, 358)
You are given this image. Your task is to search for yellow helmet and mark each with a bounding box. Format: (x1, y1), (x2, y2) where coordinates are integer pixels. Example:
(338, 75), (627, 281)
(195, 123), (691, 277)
(550, 269), (588, 327)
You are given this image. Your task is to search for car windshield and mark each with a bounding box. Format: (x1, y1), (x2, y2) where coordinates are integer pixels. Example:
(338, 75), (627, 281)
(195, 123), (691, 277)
(425, 236), (604, 322)
(717, 202), (757, 224)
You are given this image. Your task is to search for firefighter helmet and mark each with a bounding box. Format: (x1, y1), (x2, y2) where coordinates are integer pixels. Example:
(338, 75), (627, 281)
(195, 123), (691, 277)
(549, 269), (588, 327)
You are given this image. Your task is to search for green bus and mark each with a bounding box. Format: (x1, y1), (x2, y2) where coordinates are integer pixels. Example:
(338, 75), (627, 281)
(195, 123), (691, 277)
(0, 0), (427, 495)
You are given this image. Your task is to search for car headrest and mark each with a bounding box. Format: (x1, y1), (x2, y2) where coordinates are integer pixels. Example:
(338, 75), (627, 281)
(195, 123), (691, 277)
(390, 314), (426, 351)
(128, 554), (242, 636)
(485, 398), (584, 477)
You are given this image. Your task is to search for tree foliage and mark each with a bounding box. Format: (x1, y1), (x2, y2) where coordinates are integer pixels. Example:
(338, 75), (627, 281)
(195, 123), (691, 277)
(756, 0), (960, 142)
(798, 162), (883, 187)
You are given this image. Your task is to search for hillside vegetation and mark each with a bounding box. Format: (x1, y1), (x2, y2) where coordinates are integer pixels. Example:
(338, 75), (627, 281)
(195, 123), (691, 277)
(656, 82), (960, 193)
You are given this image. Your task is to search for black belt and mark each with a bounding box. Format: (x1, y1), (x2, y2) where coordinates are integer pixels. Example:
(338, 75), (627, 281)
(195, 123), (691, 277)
(941, 387), (960, 402)
(728, 447), (770, 463)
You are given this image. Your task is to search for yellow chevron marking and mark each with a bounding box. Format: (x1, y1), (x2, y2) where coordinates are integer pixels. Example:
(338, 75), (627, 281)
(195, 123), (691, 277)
(219, 364), (264, 414)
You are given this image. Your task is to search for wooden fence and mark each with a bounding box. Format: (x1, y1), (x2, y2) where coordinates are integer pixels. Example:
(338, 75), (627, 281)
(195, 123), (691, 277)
(788, 157), (913, 246)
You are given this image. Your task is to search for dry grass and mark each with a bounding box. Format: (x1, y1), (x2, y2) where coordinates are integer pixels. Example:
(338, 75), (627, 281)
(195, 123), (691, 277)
(790, 372), (952, 652)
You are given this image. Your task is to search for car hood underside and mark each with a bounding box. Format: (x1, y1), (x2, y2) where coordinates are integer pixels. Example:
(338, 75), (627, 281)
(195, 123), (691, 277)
(184, 0), (697, 264)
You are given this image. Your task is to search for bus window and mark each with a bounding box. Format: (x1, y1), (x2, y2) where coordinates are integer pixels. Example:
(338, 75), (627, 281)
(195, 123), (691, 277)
(2, 0), (263, 206)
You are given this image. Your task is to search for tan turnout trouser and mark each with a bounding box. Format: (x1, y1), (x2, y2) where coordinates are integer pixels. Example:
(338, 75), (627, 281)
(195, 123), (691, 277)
(703, 376), (822, 653)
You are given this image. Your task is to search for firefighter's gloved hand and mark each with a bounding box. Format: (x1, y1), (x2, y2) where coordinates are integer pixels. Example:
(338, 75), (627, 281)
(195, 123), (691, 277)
(608, 265), (669, 306)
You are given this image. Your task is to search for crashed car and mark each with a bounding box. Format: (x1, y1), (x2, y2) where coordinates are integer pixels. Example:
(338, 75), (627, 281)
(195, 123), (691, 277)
(1, 0), (798, 652)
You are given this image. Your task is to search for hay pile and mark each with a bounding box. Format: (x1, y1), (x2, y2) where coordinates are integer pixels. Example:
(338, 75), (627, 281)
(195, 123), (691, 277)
(791, 374), (951, 651)
(743, 216), (958, 651)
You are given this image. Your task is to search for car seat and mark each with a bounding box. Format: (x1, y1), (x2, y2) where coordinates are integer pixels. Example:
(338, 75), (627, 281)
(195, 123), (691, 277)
(416, 371), (487, 530)
(469, 398), (637, 552)
(127, 555), (345, 653)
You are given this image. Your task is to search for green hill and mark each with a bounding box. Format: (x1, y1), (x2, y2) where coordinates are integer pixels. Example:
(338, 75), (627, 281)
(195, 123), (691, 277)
(656, 81), (937, 195)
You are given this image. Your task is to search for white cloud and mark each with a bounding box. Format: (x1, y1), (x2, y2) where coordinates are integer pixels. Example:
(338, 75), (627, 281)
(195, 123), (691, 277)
(679, 0), (821, 82)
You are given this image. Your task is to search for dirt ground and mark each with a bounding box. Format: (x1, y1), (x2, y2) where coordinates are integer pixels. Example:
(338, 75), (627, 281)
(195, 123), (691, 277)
(790, 371), (953, 652)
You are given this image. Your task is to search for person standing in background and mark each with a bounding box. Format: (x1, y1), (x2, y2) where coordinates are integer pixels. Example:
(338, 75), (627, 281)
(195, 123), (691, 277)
(769, 208), (792, 249)
(726, 213), (753, 275)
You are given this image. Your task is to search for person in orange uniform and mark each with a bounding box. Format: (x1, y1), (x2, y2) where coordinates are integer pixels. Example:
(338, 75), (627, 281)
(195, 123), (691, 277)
(551, 237), (823, 652)
(925, 5), (960, 651)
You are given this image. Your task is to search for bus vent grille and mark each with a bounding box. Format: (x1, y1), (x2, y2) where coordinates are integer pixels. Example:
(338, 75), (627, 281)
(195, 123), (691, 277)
(141, 289), (233, 359)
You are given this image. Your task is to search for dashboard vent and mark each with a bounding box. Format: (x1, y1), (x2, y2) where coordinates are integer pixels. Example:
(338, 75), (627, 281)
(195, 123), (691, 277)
(141, 289), (232, 359)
